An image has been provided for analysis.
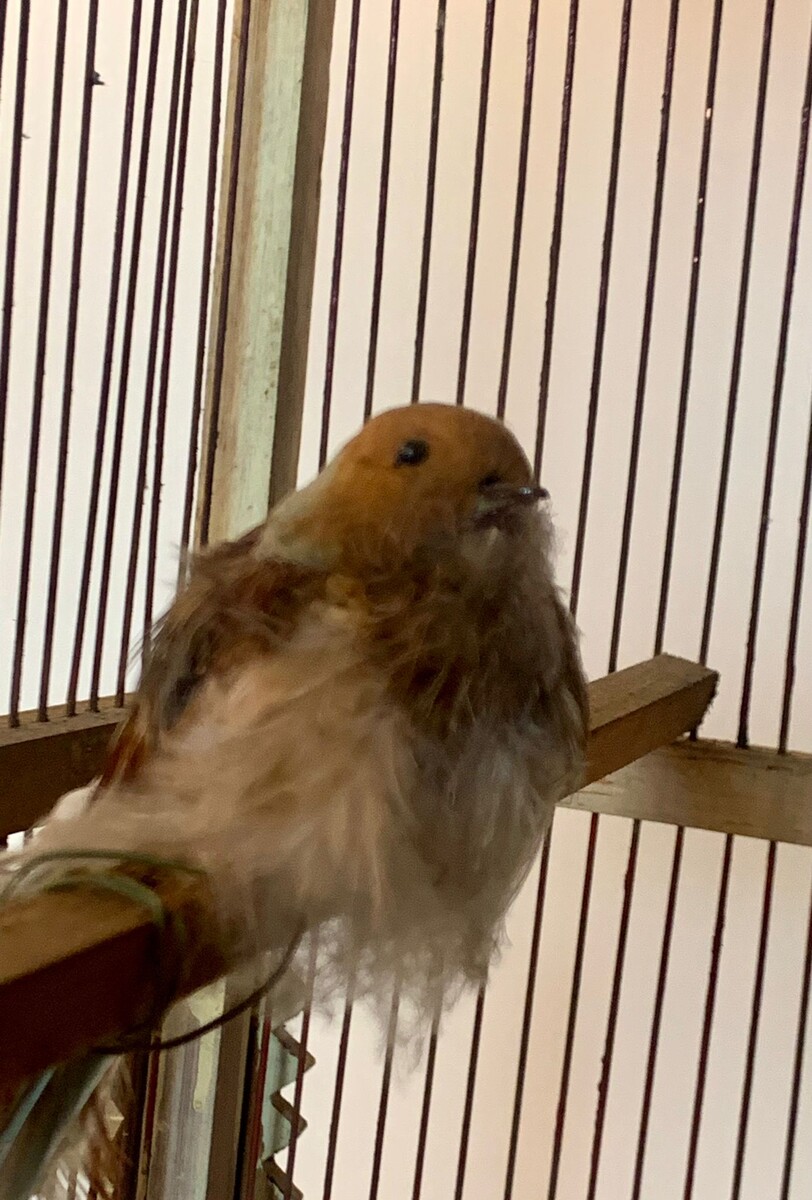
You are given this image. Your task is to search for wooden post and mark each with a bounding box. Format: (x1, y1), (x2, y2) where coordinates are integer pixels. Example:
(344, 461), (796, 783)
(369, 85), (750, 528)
(187, 3), (338, 1196)
(197, 0), (337, 545)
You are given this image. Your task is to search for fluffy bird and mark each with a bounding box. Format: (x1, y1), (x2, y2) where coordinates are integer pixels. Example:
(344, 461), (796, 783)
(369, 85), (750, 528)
(1, 403), (587, 1197)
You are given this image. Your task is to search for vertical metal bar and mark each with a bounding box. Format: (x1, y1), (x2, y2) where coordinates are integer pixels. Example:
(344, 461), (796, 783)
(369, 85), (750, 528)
(66, 0), (144, 714)
(497, 0), (540, 421)
(368, 985), (400, 1200)
(198, 0), (252, 547)
(455, 0), (496, 407)
(237, 1005), (273, 1200)
(502, 832), (553, 1200)
(533, 0), (580, 478)
(283, 935), (319, 1200)
(738, 12), (812, 748)
(8, 0), (69, 725)
(568, 0), (633, 616)
(654, 0), (725, 653)
(545, 811), (599, 1200)
(322, 978), (356, 1200)
(778, 393), (812, 750)
(363, 0), (401, 421)
(778, 874), (812, 1200)
(411, 0), (446, 403)
(699, 0), (775, 667)
(729, 842), (777, 1200)
(88, 0), (166, 707)
(143, 0), (200, 640)
(630, 825), (684, 1200)
(319, 0), (362, 467)
(585, 819), (641, 1200)
(114, 0), (190, 697)
(411, 1006), (441, 1200)
(0, 0), (8, 103)
(608, 0), (680, 671)
(177, 0), (227, 576)
(38, 0), (101, 719)
(683, 834), (733, 1200)
(0, 0), (30, 516)
(453, 986), (486, 1200)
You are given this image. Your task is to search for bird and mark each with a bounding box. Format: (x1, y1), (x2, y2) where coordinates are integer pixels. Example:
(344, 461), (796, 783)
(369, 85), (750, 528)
(0, 402), (588, 1199)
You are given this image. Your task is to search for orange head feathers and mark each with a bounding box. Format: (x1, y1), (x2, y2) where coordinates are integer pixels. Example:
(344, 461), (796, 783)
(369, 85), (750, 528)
(261, 404), (548, 572)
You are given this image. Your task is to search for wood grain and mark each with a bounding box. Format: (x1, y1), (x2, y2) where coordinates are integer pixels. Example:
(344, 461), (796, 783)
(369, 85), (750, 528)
(571, 736), (812, 845)
(0, 700), (128, 838)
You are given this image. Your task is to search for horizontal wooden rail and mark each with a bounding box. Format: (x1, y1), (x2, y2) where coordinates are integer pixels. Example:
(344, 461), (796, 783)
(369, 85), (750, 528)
(0, 655), (717, 1095)
(570, 736), (812, 846)
(0, 700), (129, 839)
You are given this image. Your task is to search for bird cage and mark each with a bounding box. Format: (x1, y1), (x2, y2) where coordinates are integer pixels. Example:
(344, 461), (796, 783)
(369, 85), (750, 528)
(2, 1), (812, 1198)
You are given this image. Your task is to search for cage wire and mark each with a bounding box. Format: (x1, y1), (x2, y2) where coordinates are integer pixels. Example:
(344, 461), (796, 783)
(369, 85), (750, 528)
(3, 0), (812, 1198)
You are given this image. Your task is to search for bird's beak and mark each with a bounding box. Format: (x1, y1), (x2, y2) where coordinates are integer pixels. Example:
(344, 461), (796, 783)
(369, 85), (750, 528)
(474, 482), (549, 526)
(510, 484), (549, 505)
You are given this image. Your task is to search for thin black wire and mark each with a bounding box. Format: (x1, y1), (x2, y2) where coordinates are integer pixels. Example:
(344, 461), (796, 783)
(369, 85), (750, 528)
(198, 0), (252, 547)
(553, 0), (638, 1150)
(66, 0), (144, 714)
(779, 870), (812, 1200)
(534, 0), (580, 479)
(585, 819), (640, 1199)
(0, 0), (8, 103)
(88, 0), (166, 708)
(322, 978), (356, 1200)
(502, 831), (553, 1200)
(411, 1003), (441, 1200)
(699, 0), (775, 667)
(568, 0), (633, 616)
(282, 934), (319, 1200)
(8, 0), (69, 726)
(608, 0), (681, 671)
(594, 8), (721, 1190)
(738, 10), (812, 748)
(368, 986), (400, 1200)
(683, 834), (734, 1200)
(177, 0), (226, 578)
(654, 0), (725, 654)
(319, 0), (362, 467)
(37, 0), (100, 720)
(0, 0), (30, 520)
(411, 0), (446, 403)
(142, 0), (200, 645)
(778, 387), (812, 750)
(497, 0), (540, 421)
(630, 825), (684, 1200)
(363, 0), (401, 422)
(453, 986), (486, 1200)
(730, 842), (777, 1200)
(455, 0), (496, 407)
(114, 0), (190, 699)
(545, 811), (599, 1200)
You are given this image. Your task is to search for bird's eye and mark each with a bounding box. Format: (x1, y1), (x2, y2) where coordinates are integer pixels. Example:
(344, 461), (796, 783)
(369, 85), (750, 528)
(478, 472), (503, 491)
(395, 439), (429, 466)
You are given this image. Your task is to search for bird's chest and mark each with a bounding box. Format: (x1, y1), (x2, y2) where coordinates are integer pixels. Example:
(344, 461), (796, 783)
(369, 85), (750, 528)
(364, 578), (546, 741)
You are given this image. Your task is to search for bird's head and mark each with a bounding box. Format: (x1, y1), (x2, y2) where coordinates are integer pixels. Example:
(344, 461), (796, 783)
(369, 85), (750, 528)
(263, 404), (549, 575)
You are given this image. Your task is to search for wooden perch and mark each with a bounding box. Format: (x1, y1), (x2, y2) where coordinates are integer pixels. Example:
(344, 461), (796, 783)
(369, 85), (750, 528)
(0, 654), (716, 1094)
(0, 700), (129, 839)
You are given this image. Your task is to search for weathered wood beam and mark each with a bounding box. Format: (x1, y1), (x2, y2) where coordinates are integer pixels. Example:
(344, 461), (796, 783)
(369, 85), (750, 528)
(0, 654), (716, 1091)
(0, 701), (128, 839)
(570, 736), (812, 846)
